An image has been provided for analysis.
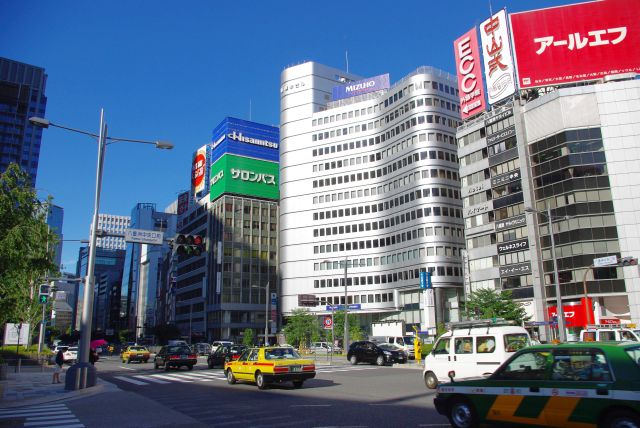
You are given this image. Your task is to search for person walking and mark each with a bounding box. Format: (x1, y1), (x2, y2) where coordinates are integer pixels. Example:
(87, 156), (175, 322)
(53, 349), (64, 384)
(89, 348), (99, 365)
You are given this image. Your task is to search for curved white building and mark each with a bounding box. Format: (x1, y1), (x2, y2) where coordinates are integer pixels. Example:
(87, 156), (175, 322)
(279, 62), (465, 332)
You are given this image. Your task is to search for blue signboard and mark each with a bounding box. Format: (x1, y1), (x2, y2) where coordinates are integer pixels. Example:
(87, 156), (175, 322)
(327, 304), (361, 311)
(210, 117), (279, 164)
(419, 271), (432, 289)
(332, 73), (390, 101)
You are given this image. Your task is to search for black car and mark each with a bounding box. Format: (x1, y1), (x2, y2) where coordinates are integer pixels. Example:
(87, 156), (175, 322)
(207, 344), (247, 368)
(347, 341), (406, 366)
(154, 345), (197, 371)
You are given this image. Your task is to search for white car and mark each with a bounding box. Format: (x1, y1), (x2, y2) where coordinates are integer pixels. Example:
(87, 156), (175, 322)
(309, 342), (341, 354)
(63, 347), (78, 364)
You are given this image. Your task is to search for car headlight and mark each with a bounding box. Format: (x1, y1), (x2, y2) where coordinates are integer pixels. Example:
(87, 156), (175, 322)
(383, 351), (391, 355)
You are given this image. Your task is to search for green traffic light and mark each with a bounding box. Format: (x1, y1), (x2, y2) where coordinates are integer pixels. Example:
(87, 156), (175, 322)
(39, 295), (48, 304)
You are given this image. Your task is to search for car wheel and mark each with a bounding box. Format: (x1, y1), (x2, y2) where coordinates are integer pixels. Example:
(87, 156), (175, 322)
(154, 361), (159, 369)
(187, 365), (193, 371)
(601, 409), (640, 428)
(127, 358), (131, 364)
(256, 371), (268, 390)
(122, 359), (126, 364)
(424, 371), (438, 389)
(226, 369), (236, 384)
(292, 380), (304, 388)
(448, 397), (478, 428)
(207, 360), (213, 369)
(164, 363), (171, 372)
(376, 355), (385, 366)
(349, 355), (358, 365)
(143, 359), (148, 363)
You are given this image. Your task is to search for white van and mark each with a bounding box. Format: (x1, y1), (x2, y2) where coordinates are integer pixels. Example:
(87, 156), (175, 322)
(423, 320), (531, 389)
(580, 324), (640, 342)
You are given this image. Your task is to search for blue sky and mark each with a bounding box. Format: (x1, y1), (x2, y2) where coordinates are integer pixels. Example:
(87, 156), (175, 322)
(1, 0), (569, 271)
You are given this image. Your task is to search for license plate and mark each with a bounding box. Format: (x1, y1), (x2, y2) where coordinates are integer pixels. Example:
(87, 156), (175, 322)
(290, 365), (302, 372)
(180, 355), (187, 359)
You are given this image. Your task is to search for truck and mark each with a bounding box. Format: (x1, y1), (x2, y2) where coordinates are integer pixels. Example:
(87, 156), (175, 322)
(370, 321), (415, 359)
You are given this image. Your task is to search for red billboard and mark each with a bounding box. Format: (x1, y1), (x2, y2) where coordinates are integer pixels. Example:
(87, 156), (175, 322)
(454, 27), (487, 119)
(510, 0), (640, 88)
(548, 297), (594, 329)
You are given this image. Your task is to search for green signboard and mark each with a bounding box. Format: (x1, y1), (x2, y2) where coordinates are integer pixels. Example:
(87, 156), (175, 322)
(210, 154), (279, 201)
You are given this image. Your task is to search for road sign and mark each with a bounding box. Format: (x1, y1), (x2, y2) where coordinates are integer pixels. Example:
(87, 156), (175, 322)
(124, 228), (164, 245)
(419, 271), (432, 289)
(323, 316), (333, 330)
(593, 255), (618, 267)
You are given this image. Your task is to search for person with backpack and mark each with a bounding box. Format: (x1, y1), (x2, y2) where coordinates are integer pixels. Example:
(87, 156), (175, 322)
(53, 349), (64, 384)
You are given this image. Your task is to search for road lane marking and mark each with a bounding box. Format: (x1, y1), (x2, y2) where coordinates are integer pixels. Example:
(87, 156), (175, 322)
(133, 375), (170, 384)
(24, 419), (80, 426)
(149, 373), (193, 382)
(165, 372), (213, 381)
(118, 366), (137, 371)
(113, 376), (148, 385)
(289, 404), (332, 407)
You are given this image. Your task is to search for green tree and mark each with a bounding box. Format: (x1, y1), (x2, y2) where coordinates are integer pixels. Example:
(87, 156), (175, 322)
(283, 308), (319, 349)
(242, 328), (255, 346)
(0, 164), (58, 335)
(118, 329), (133, 344)
(464, 288), (530, 324)
(151, 324), (181, 345)
(331, 311), (364, 344)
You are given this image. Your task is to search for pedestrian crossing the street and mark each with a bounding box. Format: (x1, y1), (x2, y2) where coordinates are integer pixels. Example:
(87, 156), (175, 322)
(110, 365), (380, 386)
(0, 403), (84, 428)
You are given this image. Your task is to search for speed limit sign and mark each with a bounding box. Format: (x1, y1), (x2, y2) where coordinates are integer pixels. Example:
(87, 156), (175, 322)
(323, 315), (333, 329)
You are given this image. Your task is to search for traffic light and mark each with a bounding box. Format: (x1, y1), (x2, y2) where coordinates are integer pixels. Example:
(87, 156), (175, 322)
(618, 256), (638, 266)
(38, 284), (50, 304)
(173, 234), (205, 257)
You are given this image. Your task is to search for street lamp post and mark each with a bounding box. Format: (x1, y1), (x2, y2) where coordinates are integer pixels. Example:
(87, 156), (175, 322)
(526, 206), (567, 342)
(30, 110), (172, 390)
(252, 283), (270, 346)
(343, 256), (349, 352)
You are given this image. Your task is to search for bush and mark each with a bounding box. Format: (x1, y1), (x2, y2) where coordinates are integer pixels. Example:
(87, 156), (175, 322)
(0, 345), (52, 363)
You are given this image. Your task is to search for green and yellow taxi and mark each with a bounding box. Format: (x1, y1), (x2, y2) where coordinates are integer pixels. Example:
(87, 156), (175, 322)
(121, 345), (151, 363)
(224, 346), (316, 390)
(434, 342), (640, 428)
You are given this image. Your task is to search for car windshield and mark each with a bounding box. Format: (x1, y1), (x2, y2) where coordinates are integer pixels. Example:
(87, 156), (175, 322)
(378, 343), (397, 351)
(68, 347), (78, 351)
(403, 337), (414, 346)
(167, 346), (191, 354)
(130, 347), (147, 351)
(264, 347), (302, 360)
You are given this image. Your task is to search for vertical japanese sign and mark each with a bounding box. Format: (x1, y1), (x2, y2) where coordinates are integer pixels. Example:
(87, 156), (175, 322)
(510, 0), (640, 88)
(177, 191), (189, 216)
(480, 9), (517, 105)
(191, 145), (207, 196)
(454, 27), (487, 119)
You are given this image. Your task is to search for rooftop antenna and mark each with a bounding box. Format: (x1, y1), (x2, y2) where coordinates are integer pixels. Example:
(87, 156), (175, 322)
(489, 0), (493, 17)
(345, 50), (349, 73)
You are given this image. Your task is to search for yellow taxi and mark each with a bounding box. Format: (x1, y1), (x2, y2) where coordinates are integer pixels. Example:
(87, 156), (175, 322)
(121, 345), (151, 363)
(224, 346), (316, 390)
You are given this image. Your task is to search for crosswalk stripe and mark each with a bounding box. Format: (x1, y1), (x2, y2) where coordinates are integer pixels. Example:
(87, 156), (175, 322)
(164, 372), (212, 381)
(133, 375), (170, 384)
(25, 414), (76, 421)
(180, 371), (224, 379)
(149, 373), (193, 382)
(113, 375), (148, 385)
(0, 410), (71, 417)
(24, 418), (80, 426)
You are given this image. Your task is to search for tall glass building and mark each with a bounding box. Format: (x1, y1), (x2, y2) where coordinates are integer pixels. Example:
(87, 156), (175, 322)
(279, 62), (465, 334)
(0, 57), (47, 185)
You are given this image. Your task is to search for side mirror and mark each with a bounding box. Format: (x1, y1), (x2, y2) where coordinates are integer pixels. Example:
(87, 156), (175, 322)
(448, 370), (456, 382)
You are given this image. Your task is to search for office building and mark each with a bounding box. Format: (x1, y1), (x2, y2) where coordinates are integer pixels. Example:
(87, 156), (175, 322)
(0, 57), (47, 185)
(173, 117), (279, 343)
(121, 203), (176, 339)
(46, 204), (64, 270)
(279, 62), (465, 333)
(96, 214), (130, 250)
(457, 77), (640, 338)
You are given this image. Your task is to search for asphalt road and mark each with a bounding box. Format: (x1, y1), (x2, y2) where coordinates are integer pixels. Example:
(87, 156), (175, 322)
(90, 355), (451, 427)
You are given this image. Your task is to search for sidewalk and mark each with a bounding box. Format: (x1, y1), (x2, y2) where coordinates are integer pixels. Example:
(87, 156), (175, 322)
(0, 365), (114, 409)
